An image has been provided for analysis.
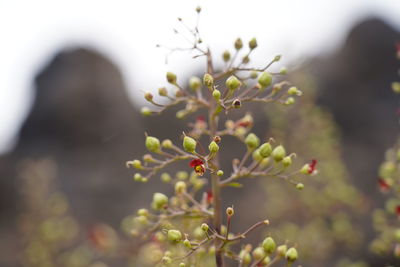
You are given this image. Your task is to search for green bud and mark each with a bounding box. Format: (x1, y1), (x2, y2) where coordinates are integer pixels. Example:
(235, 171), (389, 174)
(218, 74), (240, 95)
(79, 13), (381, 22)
(392, 82), (400, 94)
(285, 97), (295, 105)
(179, 263), (186, 267)
(274, 55), (282, 62)
(222, 50), (231, 62)
(242, 55), (250, 64)
(175, 181), (187, 194)
(183, 239), (191, 249)
(226, 75), (241, 90)
(258, 72), (272, 88)
(287, 86), (302, 96)
(252, 149), (263, 162)
(158, 87), (168, 96)
(212, 89), (221, 101)
(277, 245), (287, 256)
(250, 71), (258, 79)
(166, 72), (177, 84)
(176, 171), (188, 180)
(201, 223), (209, 232)
(272, 145), (286, 162)
(152, 193), (168, 210)
(252, 247), (266, 261)
(131, 160), (142, 169)
(161, 173), (172, 183)
(203, 73), (214, 87)
(217, 170), (224, 176)
(208, 141), (219, 153)
(162, 139), (173, 149)
(145, 136), (161, 153)
(245, 133), (260, 150)
(249, 38), (257, 50)
(395, 229), (400, 242)
(262, 237), (276, 254)
(193, 226), (205, 240)
(189, 76), (202, 91)
(234, 38), (243, 50)
(279, 67), (288, 75)
(296, 183), (304, 190)
(176, 110), (186, 119)
(300, 164), (310, 174)
(285, 247), (298, 262)
(239, 250), (252, 264)
(162, 256), (172, 264)
(135, 215), (149, 225)
(262, 256), (271, 265)
(144, 92), (153, 102)
(167, 229), (182, 242)
(143, 154), (154, 162)
(137, 208), (149, 216)
(183, 136), (197, 153)
(282, 156), (292, 167)
(141, 107), (152, 116)
(140, 177), (148, 183)
(133, 173), (142, 181)
(259, 143), (272, 158)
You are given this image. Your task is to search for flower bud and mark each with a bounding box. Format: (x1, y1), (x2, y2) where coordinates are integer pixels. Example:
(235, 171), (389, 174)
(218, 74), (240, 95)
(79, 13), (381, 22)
(274, 55), (282, 62)
(141, 177), (148, 183)
(212, 89), (221, 101)
(141, 107), (152, 116)
(239, 250), (252, 264)
(234, 38), (243, 50)
(226, 75), (241, 90)
(167, 229), (182, 242)
(392, 82), (400, 94)
(183, 239), (191, 249)
(258, 72), (272, 88)
(217, 170), (224, 176)
(300, 164), (310, 174)
(259, 143), (272, 158)
(144, 92), (153, 102)
(201, 223), (209, 232)
(284, 97), (295, 105)
(222, 50), (231, 62)
(189, 76), (202, 91)
(146, 136), (161, 153)
(166, 72), (177, 84)
(133, 173), (142, 181)
(162, 139), (173, 149)
(176, 110), (186, 119)
(131, 159), (142, 169)
(177, 171), (188, 180)
(395, 229), (400, 242)
(143, 154), (154, 162)
(245, 133), (260, 150)
(252, 247), (266, 261)
(285, 247), (298, 262)
(137, 208), (149, 217)
(183, 136), (197, 153)
(262, 237), (276, 254)
(193, 226), (205, 240)
(288, 86), (302, 96)
(179, 263), (186, 267)
(242, 55), (250, 64)
(282, 156), (292, 167)
(296, 183), (304, 190)
(158, 87), (168, 96)
(196, 6), (201, 13)
(249, 38), (258, 50)
(226, 207), (234, 216)
(161, 173), (172, 183)
(272, 145), (286, 162)
(162, 256), (172, 264)
(277, 245), (287, 256)
(152, 193), (168, 210)
(279, 67), (288, 75)
(232, 99), (241, 108)
(250, 71), (258, 79)
(203, 73), (214, 87)
(175, 181), (187, 194)
(208, 141), (220, 153)
(252, 149), (263, 162)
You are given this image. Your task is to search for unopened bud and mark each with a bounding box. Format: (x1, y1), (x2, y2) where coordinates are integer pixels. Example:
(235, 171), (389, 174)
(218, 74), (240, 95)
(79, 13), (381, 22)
(217, 170), (224, 176)
(166, 72), (177, 84)
(201, 223), (209, 232)
(252, 247), (266, 261)
(282, 156), (292, 167)
(137, 208), (149, 216)
(242, 55), (250, 64)
(245, 133), (260, 150)
(226, 75), (241, 90)
(234, 38), (243, 50)
(162, 256), (172, 264)
(183, 239), (191, 248)
(208, 141), (219, 153)
(177, 171), (188, 180)
(259, 143), (272, 158)
(262, 237), (276, 254)
(258, 72), (272, 88)
(183, 136), (197, 153)
(179, 263), (186, 267)
(274, 55), (282, 62)
(277, 245), (287, 256)
(296, 183), (304, 190)
(144, 92), (153, 102)
(239, 250), (252, 264)
(250, 71), (258, 79)
(288, 86), (302, 96)
(161, 173), (172, 183)
(232, 99), (241, 108)
(252, 149), (263, 162)
(158, 87), (168, 96)
(167, 229), (182, 242)
(203, 73), (214, 87)
(212, 89), (221, 101)
(249, 38), (258, 50)
(131, 160), (142, 169)
(162, 139), (173, 149)
(152, 193), (168, 210)
(272, 145), (286, 162)
(133, 173), (142, 181)
(226, 207), (234, 216)
(279, 67), (288, 75)
(143, 154), (154, 162)
(189, 76), (202, 91)
(284, 97), (295, 105)
(196, 6), (201, 13)
(285, 247), (298, 262)
(223, 50), (231, 62)
(214, 136), (221, 143)
(175, 181), (187, 194)
(141, 107), (152, 116)
(392, 82), (400, 94)
(146, 136), (161, 153)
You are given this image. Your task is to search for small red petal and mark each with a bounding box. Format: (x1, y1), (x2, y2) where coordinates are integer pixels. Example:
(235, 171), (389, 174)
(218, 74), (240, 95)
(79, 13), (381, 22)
(396, 205), (400, 216)
(378, 178), (390, 192)
(238, 121), (251, 128)
(206, 190), (213, 204)
(197, 115), (206, 122)
(190, 159), (203, 167)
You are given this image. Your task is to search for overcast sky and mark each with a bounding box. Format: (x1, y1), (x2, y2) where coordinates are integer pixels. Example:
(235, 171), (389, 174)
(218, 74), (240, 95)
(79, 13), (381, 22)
(0, 0), (400, 154)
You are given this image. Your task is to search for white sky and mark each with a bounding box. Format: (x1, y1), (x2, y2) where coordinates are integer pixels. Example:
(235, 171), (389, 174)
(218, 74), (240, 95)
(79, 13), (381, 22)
(0, 0), (399, 154)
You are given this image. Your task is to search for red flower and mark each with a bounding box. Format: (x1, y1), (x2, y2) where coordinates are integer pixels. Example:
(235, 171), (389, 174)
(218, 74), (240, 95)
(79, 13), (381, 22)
(190, 159), (205, 176)
(308, 159), (317, 174)
(378, 178), (390, 192)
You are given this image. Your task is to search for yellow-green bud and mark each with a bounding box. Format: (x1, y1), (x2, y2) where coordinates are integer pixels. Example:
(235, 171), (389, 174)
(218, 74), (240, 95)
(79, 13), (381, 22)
(262, 256), (271, 265)
(239, 250), (252, 264)
(137, 208), (149, 216)
(285, 247), (298, 262)
(395, 229), (400, 242)
(277, 245), (287, 256)
(212, 89), (221, 101)
(189, 76), (202, 91)
(296, 183), (304, 190)
(258, 72), (272, 88)
(175, 181), (187, 194)
(226, 207), (234, 216)
(183, 239), (191, 248)
(158, 87), (167, 96)
(203, 73), (214, 87)
(274, 55), (282, 62)
(287, 86), (302, 96)
(300, 164), (310, 174)
(392, 82), (400, 94)
(242, 55), (250, 64)
(176, 110), (186, 119)
(282, 156), (292, 167)
(136, 215), (148, 225)
(131, 160), (142, 169)
(250, 71), (258, 79)
(259, 143), (272, 158)
(262, 237), (276, 254)
(177, 171), (188, 180)
(143, 154), (154, 162)
(162, 256), (172, 264)
(167, 229), (182, 242)
(141, 177), (148, 183)
(179, 263), (186, 267)
(234, 38), (243, 50)
(226, 75), (241, 90)
(193, 226), (205, 240)
(217, 170), (224, 176)
(162, 139), (173, 149)
(252, 247), (266, 261)
(152, 193), (168, 210)
(166, 72), (177, 84)
(141, 107), (152, 116)
(146, 136), (161, 152)
(201, 223), (209, 232)
(161, 173), (172, 183)
(245, 133), (260, 150)
(196, 6), (201, 13)
(144, 92), (153, 102)
(249, 38), (258, 50)
(272, 145), (286, 162)
(183, 136), (197, 153)
(208, 141), (219, 153)
(252, 149), (263, 162)
(223, 50), (231, 62)
(285, 97), (295, 105)
(280, 67), (288, 75)
(133, 173), (142, 181)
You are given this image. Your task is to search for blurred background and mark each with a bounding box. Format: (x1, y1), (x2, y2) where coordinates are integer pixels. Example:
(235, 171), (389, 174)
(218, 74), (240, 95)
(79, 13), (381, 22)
(1, 0), (400, 266)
